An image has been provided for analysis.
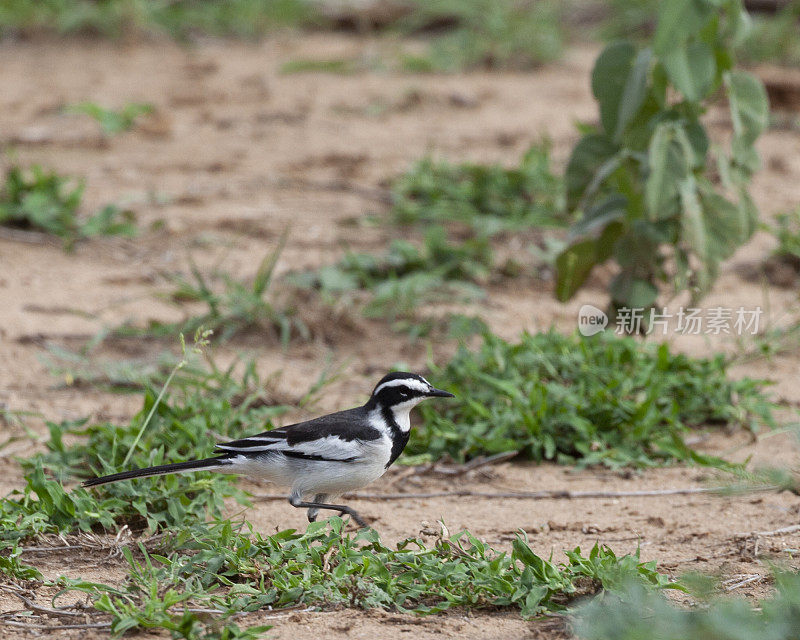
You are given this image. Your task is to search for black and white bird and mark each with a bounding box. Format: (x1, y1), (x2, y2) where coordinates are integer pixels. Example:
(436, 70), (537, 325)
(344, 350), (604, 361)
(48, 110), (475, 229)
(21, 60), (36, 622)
(83, 372), (454, 527)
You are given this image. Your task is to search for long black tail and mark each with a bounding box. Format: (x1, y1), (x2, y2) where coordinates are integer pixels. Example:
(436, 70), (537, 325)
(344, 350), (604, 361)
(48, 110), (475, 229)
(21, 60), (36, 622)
(82, 456), (234, 488)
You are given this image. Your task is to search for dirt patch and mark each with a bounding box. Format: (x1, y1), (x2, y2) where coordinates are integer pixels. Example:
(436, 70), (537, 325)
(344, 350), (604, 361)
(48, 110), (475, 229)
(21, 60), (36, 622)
(2, 35), (800, 639)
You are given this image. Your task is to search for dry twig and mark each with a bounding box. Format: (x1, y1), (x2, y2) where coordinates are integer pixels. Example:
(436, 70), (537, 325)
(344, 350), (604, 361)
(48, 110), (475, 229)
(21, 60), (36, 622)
(254, 486), (759, 502)
(735, 523), (800, 538)
(723, 574), (763, 591)
(0, 620), (111, 630)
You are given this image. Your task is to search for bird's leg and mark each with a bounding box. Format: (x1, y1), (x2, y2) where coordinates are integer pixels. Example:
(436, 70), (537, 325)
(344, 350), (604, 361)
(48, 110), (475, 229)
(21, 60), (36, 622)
(289, 494), (368, 527)
(306, 494), (327, 522)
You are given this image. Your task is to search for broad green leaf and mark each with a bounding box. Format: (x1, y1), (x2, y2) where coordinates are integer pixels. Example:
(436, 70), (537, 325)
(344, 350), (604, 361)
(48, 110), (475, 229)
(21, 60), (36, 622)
(661, 41), (716, 102)
(577, 152), (624, 212)
(592, 42), (636, 138)
(654, 0), (713, 55)
(565, 134), (618, 211)
(683, 120), (709, 168)
(614, 225), (660, 269)
(609, 273), (659, 309)
(596, 219), (625, 262)
(619, 92), (662, 152)
(512, 537), (541, 567)
(614, 48), (652, 141)
(570, 195), (627, 239)
(645, 123), (686, 221)
(735, 187), (758, 241)
(698, 184), (756, 260)
(555, 238), (598, 301)
(522, 585), (549, 616)
(726, 3), (753, 47)
(726, 70), (769, 146)
(678, 176), (710, 291)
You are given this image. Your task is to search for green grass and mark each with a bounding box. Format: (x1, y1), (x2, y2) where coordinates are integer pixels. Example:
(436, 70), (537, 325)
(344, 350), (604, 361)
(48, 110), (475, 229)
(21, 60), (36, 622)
(399, 0), (564, 72)
(15, 517), (675, 637)
(291, 227), (492, 320)
(0, 0), (562, 69)
(107, 522), (673, 617)
(407, 329), (775, 468)
(573, 570), (800, 640)
(769, 207), (800, 268)
(0, 164), (137, 250)
(280, 58), (361, 75)
(391, 143), (566, 235)
(0, 332), (682, 637)
(0, 0), (316, 39)
(8, 356), (287, 536)
(66, 101), (154, 135)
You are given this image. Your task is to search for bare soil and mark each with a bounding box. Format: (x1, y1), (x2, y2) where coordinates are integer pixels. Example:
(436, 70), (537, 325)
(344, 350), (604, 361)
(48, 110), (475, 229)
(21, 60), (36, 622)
(1, 34), (800, 639)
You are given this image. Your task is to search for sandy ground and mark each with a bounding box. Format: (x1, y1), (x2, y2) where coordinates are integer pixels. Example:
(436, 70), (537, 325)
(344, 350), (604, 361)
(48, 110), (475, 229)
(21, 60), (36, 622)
(1, 34), (800, 638)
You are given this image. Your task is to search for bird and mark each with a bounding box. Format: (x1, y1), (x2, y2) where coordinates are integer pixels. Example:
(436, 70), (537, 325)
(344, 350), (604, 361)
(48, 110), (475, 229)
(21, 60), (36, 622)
(83, 372), (454, 527)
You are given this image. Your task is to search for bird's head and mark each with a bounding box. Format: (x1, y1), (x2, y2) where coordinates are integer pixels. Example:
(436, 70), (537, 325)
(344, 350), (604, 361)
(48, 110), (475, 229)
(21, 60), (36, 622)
(368, 372), (454, 420)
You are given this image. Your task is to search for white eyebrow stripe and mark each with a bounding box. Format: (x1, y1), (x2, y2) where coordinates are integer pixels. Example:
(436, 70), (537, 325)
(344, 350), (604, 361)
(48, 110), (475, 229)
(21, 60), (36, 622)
(373, 378), (430, 394)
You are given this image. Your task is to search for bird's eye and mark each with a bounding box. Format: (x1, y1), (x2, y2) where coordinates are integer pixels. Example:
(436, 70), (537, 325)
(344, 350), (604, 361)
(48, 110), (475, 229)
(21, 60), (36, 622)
(399, 390), (409, 397)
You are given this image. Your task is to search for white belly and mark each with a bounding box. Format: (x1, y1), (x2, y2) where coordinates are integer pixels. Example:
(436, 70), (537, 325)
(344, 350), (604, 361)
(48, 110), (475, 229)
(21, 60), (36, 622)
(228, 436), (392, 498)
(291, 457), (389, 497)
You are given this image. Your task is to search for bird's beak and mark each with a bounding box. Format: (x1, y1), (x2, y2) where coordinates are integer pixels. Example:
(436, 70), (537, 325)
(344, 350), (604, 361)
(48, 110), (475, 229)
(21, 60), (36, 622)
(427, 387), (455, 398)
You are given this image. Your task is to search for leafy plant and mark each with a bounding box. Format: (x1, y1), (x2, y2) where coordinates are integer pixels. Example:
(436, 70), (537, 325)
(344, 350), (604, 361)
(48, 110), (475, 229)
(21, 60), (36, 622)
(0, 164), (137, 250)
(55, 518), (675, 627)
(556, 0), (769, 311)
(0, 332), (687, 639)
(67, 101), (154, 135)
(0, 542), (43, 580)
(769, 207), (800, 268)
(595, 0), (800, 68)
(391, 143), (566, 235)
(400, 0), (564, 71)
(573, 570), (800, 640)
(408, 329), (774, 467)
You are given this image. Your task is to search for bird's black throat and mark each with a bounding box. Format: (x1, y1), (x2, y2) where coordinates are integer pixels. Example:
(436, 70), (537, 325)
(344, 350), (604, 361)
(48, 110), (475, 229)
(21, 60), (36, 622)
(381, 405), (411, 468)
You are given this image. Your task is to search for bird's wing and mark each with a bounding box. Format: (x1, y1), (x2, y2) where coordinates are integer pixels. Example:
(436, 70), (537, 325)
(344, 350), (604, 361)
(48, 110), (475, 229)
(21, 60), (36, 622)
(214, 408), (382, 463)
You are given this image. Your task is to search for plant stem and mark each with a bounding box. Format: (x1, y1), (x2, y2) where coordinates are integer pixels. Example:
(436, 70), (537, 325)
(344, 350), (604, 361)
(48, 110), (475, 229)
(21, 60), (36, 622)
(121, 361), (184, 468)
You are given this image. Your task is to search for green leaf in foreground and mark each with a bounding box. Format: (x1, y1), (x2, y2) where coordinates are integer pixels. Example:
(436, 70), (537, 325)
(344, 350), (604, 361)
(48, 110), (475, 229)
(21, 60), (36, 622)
(55, 518), (676, 630)
(573, 570), (800, 640)
(409, 330), (774, 467)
